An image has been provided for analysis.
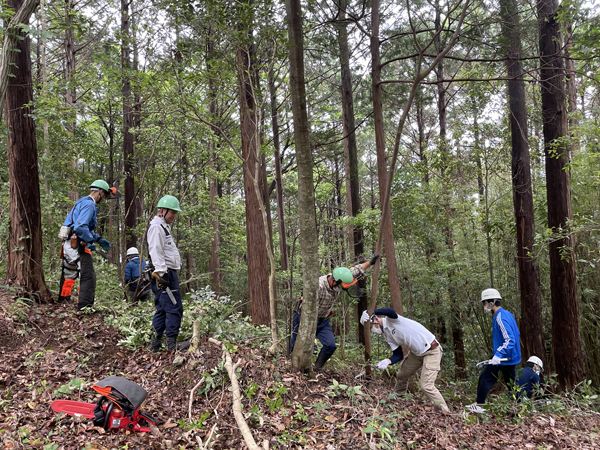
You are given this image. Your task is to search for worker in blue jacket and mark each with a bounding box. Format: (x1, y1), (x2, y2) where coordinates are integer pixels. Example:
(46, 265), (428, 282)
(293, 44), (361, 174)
(466, 288), (521, 414)
(514, 356), (543, 400)
(124, 247), (151, 302)
(58, 180), (118, 310)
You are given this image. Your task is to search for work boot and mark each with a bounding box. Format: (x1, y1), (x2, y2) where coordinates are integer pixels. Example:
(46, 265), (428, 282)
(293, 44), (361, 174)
(149, 335), (163, 353)
(166, 336), (190, 352)
(314, 350), (331, 372)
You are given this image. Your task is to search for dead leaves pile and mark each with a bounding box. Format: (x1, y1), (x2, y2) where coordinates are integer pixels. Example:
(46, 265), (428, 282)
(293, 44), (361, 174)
(0, 292), (599, 449)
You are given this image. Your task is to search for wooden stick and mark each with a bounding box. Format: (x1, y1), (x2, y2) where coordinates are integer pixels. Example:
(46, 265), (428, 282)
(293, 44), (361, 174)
(209, 338), (267, 450)
(188, 377), (205, 421)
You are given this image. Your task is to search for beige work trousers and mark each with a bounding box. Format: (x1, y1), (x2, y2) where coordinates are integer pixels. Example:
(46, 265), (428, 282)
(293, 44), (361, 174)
(394, 345), (449, 412)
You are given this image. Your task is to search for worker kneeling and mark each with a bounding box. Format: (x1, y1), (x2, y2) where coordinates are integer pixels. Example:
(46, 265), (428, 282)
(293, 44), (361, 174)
(513, 356), (543, 400)
(361, 309), (450, 413)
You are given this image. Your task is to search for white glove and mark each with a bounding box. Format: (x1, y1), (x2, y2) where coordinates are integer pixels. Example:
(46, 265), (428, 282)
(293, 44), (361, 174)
(360, 310), (370, 326)
(377, 359), (390, 370)
(490, 355), (501, 365)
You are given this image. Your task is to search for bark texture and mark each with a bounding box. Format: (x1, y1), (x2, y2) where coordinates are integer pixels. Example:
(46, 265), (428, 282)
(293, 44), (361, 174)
(286, 0), (320, 375)
(370, 0), (403, 314)
(237, 23), (270, 326)
(537, 0), (583, 388)
(500, 0), (545, 366)
(5, 0), (52, 301)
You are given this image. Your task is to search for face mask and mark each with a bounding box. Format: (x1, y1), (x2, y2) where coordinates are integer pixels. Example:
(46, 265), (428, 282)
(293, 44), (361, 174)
(484, 302), (493, 314)
(372, 325), (383, 335)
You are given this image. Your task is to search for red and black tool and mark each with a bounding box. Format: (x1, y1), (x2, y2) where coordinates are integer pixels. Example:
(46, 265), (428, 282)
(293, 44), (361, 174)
(51, 376), (156, 432)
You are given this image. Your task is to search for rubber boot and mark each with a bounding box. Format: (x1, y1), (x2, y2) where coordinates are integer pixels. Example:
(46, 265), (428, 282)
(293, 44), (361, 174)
(314, 350), (331, 372)
(149, 334), (163, 353)
(166, 336), (190, 352)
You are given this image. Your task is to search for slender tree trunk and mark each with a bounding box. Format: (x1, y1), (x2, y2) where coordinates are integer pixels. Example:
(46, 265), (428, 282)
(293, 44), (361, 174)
(122, 0), (137, 248)
(63, 0), (78, 204)
(237, 17), (270, 326)
(5, 0), (52, 302)
(500, 0), (545, 367)
(435, 4), (466, 379)
(337, 0), (368, 343)
(268, 66), (288, 272)
(537, 0), (583, 389)
(286, 0), (320, 375)
(370, 0), (403, 314)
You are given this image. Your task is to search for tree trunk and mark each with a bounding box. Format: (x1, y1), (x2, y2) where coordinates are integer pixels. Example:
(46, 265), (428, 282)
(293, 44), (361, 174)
(500, 0), (545, 367)
(122, 0), (137, 249)
(337, 0), (368, 343)
(5, 0), (52, 302)
(286, 0), (320, 375)
(268, 66), (288, 272)
(370, 0), (403, 314)
(64, 0), (78, 205)
(537, 0), (583, 389)
(237, 18), (270, 326)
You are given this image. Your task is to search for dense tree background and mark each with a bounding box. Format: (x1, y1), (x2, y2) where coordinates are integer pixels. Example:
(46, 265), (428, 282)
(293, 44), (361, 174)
(1, 0), (600, 384)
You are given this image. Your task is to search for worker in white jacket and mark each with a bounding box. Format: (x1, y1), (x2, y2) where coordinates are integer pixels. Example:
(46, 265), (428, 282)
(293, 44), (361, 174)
(361, 308), (450, 413)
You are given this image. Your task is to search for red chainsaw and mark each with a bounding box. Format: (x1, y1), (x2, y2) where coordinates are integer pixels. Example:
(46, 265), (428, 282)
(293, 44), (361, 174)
(51, 376), (156, 432)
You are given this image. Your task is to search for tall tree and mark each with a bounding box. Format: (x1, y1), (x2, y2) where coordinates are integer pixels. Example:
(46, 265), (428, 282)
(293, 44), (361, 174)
(537, 0), (583, 388)
(286, 0), (320, 375)
(236, 9), (270, 326)
(122, 0), (138, 248)
(370, 0), (403, 314)
(4, 0), (52, 302)
(337, 0), (368, 343)
(499, 0), (545, 366)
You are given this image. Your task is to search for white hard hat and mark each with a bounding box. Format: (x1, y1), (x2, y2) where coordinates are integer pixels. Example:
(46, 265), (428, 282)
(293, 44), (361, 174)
(126, 247), (139, 257)
(481, 288), (502, 302)
(527, 356), (543, 372)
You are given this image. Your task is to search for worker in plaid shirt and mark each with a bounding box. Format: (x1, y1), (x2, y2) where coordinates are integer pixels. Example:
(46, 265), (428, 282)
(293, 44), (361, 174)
(290, 255), (380, 372)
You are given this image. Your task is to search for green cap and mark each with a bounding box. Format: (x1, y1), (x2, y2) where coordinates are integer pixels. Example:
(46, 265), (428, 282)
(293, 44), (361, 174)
(157, 195), (182, 211)
(332, 267), (353, 284)
(89, 179), (110, 193)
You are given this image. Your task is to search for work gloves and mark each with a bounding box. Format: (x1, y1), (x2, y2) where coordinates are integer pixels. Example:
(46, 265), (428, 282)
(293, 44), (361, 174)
(152, 272), (170, 290)
(490, 355), (502, 365)
(369, 254), (380, 266)
(376, 359), (391, 370)
(97, 238), (111, 251)
(360, 310), (370, 326)
(87, 243), (96, 251)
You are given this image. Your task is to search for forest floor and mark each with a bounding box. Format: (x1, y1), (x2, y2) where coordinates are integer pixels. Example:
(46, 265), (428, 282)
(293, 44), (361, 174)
(1, 289), (599, 450)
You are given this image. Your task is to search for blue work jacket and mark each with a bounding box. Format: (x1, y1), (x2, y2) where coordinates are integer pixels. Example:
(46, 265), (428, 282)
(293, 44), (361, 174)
(492, 307), (522, 365)
(63, 196), (101, 244)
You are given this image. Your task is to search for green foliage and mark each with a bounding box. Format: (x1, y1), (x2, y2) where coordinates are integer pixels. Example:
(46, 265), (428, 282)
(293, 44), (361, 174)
(177, 412), (210, 431)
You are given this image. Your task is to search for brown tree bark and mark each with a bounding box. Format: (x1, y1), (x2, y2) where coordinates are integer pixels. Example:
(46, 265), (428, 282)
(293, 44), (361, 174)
(337, 0), (369, 343)
(237, 21), (270, 326)
(537, 0), (584, 389)
(268, 66), (289, 272)
(435, 5), (466, 379)
(500, 0), (545, 367)
(370, 0), (403, 315)
(5, 0), (52, 302)
(122, 0), (138, 249)
(64, 0), (79, 205)
(286, 0), (320, 375)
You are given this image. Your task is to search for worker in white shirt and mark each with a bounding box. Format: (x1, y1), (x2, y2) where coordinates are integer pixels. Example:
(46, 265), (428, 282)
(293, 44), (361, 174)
(361, 308), (450, 413)
(147, 195), (189, 352)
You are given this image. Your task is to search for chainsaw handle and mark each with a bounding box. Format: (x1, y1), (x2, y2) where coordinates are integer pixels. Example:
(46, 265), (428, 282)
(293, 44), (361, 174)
(104, 402), (114, 430)
(139, 410), (156, 425)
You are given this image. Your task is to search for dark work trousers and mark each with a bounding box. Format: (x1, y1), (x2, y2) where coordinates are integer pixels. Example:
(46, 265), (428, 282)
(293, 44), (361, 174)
(151, 270), (183, 339)
(476, 364), (517, 404)
(290, 313), (337, 356)
(77, 246), (96, 311)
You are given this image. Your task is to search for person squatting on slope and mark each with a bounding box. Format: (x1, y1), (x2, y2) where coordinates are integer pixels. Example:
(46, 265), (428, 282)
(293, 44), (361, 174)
(467, 288), (521, 414)
(58, 180), (117, 310)
(361, 308), (450, 413)
(124, 247), (152, 302)
(290, 255), (380, 372)
(147, 195), (190, 353)
(514, 356), (543, 400)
